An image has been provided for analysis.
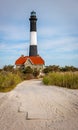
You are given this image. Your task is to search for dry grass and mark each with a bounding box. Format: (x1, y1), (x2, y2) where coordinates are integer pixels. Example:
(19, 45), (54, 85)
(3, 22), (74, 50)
(43, 72), (78, 89)
(0, 71), (22, 92)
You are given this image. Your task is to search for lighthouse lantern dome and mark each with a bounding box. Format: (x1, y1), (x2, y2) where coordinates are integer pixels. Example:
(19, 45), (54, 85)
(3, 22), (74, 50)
(31, 11), (36, 16)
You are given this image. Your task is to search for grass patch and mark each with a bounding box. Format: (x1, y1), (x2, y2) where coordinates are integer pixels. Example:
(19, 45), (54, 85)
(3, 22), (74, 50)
(0, 71), (22, 92)
(43, 72), (78, 89)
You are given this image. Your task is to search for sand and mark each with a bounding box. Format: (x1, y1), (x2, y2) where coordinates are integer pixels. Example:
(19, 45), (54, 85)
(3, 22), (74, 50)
(0, 79), (78, 130)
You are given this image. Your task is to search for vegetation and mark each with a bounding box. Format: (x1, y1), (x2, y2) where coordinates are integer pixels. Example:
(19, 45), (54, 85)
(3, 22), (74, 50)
(3, 65), (14, 72)
(0, 65), (39, 92)
(43, 65), (78, 74)
(0, 65), (78, 92)
(43, 72), (78, 89)
(0, 71), (22, 92)
(43, 65), (78, 89)
(33, 68), (39, 77)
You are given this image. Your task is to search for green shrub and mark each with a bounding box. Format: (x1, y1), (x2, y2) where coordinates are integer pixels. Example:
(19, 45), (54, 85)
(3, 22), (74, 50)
(43, 72), (78, 89)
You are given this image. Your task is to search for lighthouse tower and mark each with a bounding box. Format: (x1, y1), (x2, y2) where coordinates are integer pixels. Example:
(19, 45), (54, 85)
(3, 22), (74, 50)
(29, 11), (38, 56)
(15, 11), (45, 70)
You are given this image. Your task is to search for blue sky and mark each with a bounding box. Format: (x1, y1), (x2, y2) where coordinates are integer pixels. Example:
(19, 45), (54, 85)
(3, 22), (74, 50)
(0, 0), (78, 68)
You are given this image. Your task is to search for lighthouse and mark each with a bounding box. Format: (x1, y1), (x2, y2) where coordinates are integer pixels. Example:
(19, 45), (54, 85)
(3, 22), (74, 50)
(15, 11), (45, 70)
(29, 11), (38, 56)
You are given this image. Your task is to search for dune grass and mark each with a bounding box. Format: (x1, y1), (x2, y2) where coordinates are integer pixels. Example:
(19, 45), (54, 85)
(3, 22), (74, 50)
(43, 72), (78, 89)
(0, 71), (22, 92)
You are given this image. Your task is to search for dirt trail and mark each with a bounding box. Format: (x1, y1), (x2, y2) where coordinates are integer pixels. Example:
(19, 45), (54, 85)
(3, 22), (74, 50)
(0, 79), (78, 130)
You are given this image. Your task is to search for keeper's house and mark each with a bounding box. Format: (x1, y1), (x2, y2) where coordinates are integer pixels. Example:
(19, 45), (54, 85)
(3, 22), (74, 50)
(15, 55), (45, 70)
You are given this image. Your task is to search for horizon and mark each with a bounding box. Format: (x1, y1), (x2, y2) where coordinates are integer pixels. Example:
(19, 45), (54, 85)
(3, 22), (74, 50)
(0, 0), (78, 68)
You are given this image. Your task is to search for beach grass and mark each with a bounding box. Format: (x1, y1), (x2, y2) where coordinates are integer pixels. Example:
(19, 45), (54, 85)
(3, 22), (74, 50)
(43, 72), (78, 89)
(0, 71), (22, 92)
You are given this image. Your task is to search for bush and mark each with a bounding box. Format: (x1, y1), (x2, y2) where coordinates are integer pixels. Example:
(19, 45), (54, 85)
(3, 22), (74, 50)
(33, 68), (39, 77)
(22, 66), (33, 74)
(3, 65), (14, 72)
(43, 72), (78, 89)
(43, 65), (78, 73)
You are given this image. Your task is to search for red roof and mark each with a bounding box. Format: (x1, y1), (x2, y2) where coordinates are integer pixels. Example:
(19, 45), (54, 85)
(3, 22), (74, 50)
(15, 56), (45, 65)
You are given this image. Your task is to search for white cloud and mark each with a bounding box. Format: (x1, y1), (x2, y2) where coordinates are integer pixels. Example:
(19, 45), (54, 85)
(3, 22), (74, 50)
(0, 42), (28, 52)
(39, 36), (78, 52)
(0, 24), (29, 41)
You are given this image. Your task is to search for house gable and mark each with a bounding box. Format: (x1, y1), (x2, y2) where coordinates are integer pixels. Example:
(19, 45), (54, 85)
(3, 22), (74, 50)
(24, 58), (33, 68)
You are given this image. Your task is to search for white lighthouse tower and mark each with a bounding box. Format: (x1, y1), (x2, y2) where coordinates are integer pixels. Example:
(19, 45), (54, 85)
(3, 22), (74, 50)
(29, 11), (38, 56)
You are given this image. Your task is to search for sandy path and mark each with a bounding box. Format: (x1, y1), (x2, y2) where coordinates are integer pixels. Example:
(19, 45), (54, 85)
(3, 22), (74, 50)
(0, 79), (78, 130)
